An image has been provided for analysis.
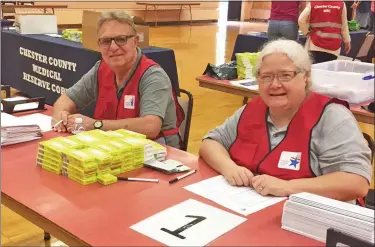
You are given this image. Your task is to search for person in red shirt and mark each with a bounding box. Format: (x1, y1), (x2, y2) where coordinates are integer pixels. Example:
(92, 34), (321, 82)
(299, 1), (351, 64)
(267, 1), (306, 41)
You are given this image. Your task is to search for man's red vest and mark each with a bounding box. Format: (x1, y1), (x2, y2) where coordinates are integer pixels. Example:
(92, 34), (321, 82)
(310, 1), (343, 51)
(93, 55), (185, 139)
(228, 92), (349, 180)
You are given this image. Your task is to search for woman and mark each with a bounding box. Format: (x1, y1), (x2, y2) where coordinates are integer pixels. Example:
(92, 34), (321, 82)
(267, 1), (305, 41)
(199, 39), (371, 203)
(298, 1), (351, 64)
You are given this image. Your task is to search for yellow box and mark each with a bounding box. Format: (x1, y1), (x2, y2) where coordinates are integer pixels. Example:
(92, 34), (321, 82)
(114, 129), (146, 139)
(97, 173), (118, 185)
(68, 174), (97, 185)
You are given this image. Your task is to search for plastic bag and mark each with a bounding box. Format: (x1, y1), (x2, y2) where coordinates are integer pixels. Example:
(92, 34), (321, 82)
(235, 52), (259, 80)
(348, 20), (360, 31)
(203, 61), (237, 80)
(62, 29), (82, 43)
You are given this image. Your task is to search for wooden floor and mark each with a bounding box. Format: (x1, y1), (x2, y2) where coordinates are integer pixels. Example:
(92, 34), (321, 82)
(1, 21), (374, 246)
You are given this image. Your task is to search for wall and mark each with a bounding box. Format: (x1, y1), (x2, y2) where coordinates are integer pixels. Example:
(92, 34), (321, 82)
(14, 1), (219, 25)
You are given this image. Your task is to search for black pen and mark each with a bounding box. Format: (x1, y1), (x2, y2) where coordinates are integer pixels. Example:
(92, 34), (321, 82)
(169, 170), (197, 184)
(117, 177), (159, 183)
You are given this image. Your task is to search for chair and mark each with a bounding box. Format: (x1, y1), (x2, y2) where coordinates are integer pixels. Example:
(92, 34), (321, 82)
(177, 88), (193, 151)
(363, 132), (374, 162)
(326, 228), (373, 247)
(339, 33), (374, 61)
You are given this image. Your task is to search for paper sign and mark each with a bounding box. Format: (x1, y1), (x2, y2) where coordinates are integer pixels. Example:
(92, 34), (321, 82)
(130, 199), (246, 246)
(185, 175), (286, 216)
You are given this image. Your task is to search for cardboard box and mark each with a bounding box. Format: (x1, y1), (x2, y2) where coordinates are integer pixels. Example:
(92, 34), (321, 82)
(15, 14), (58, 34)
(82, 10), (149, 52)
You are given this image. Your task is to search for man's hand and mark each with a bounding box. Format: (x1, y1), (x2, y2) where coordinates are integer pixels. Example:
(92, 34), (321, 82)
(252, 174), (291, 197)
(222, 165), (254, 187)
(66, 114), (95, 133)
(344, 42), (351, 55)
(51, 110), (70, 132)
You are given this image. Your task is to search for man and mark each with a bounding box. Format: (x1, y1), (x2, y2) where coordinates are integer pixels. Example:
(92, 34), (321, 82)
(299, 1), (352, 64)
(52, 10), (183, 148)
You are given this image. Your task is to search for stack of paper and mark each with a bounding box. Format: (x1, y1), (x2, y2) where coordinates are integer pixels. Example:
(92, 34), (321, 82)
(1, 112), (43, 146)
(281, 192), (374, 244)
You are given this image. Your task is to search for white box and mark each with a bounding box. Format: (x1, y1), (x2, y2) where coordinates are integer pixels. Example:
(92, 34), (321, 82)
(311, 60), (374, 104)
(15, 15), (58, 35)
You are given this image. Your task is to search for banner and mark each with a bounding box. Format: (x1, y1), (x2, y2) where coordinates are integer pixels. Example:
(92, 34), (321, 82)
(1, 31), (180, 116)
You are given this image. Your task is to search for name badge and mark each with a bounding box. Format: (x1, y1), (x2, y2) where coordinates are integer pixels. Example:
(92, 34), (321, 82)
(277, 151), (301, 171)
(124, 95), (135, 109)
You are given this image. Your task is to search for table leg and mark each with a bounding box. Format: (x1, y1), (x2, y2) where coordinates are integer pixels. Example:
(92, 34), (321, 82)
(52, 8), (54, 14)
(44, 231), (51, 241)
(242, 97), (248, 105)
(189, 5), (192, 25)
(144, 5), (148, 22)
(153, 5), (158, 27)
(179, 5), (183, 25)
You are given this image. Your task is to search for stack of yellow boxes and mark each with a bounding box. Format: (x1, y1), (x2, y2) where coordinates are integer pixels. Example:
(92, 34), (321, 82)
(36, 129), (166, 186)
(37, 137), (86, 174)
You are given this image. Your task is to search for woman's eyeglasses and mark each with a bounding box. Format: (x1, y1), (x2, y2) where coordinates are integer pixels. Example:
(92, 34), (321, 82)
(257, 70), (302, 84)
(98, 35), (136, 48)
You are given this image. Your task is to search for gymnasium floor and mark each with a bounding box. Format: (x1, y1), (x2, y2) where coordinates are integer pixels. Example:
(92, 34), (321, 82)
(1, 21), (373, 246)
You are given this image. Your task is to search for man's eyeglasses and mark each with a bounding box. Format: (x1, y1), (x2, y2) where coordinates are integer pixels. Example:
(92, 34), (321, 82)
(257, 70), (302, 84)
(98, 35), (136, 47)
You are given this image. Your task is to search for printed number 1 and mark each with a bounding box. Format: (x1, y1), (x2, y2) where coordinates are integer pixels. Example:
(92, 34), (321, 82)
(161, 215), (206, 239)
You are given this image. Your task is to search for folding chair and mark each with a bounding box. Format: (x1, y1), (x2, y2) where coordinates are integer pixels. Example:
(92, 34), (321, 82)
(326, 228), (373, 247)
(177, 88), (193, 151)
(339, 32), (374, 61)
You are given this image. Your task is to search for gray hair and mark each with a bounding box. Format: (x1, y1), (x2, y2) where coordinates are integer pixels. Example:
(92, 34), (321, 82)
(254, 38), (313, 92)
(97, 10), (137, 34)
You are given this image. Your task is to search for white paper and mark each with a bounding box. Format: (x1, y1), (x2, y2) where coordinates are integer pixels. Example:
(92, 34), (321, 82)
(1, 112), (20, 127)
(18, 113), (52, 132)
(130, 199), (246, 246)
(44, 33), (62, 38)
(184, 175), (286, 216)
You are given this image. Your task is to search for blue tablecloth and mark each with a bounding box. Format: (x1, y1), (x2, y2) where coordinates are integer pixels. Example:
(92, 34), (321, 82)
(1, 30), (180, 116)
(231, 30), (368, 61)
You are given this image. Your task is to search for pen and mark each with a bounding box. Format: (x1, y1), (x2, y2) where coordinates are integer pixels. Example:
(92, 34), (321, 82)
(53, 120), (63, 129)
(362, 75), (375, 80)
(117, 177), (159, 183)
(169, 170), (197, 184)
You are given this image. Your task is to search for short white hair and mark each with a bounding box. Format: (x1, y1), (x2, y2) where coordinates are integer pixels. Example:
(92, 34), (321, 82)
(97, 10), (137, 34)
(255, 38), (313, 92)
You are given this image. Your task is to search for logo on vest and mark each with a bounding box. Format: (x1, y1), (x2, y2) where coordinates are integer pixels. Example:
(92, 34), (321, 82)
(277, 151), (301, 171)
(124, 95), (135, 109)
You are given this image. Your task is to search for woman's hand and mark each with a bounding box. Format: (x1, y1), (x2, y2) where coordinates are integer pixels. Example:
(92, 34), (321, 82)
(222, 165), (254, 187)
(252, 174), (291, 197)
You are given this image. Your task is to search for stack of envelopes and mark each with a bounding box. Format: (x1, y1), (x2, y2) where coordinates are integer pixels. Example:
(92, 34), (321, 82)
(282, 192), (374, 244)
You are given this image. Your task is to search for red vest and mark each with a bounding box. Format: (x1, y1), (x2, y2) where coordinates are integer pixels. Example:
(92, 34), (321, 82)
(228, 92), (349, 180)
(94, 55), (184, 140)
(310, 1), (343, 51)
